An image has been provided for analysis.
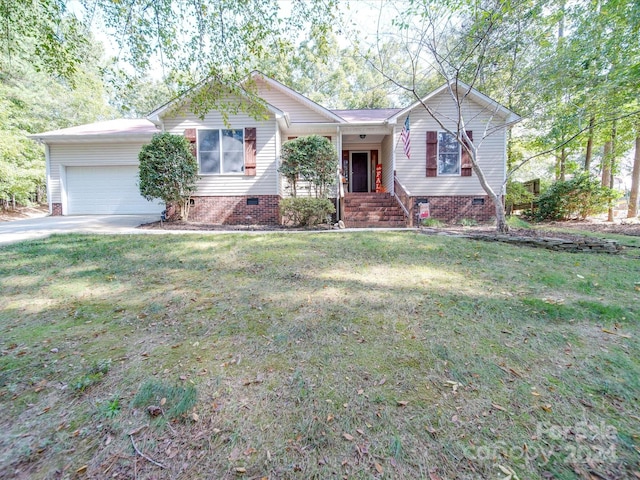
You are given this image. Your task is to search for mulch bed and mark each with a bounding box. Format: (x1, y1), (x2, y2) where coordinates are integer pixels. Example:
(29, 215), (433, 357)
(139, 218), (640, 242)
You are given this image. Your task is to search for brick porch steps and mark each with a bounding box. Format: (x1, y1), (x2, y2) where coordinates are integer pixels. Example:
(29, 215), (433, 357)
(342, 193), (407, 228)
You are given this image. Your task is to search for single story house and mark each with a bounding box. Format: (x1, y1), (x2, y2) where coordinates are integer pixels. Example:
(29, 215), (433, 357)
(30, 72), (520, 227)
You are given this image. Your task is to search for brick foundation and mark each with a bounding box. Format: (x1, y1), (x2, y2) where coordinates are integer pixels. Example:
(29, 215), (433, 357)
(175, 195), (281, 225)
(412, 195), (497, 224)
(51, 203), (63, 216)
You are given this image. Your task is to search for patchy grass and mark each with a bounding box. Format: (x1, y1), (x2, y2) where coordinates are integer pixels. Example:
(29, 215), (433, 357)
(0, 231), (638, 479)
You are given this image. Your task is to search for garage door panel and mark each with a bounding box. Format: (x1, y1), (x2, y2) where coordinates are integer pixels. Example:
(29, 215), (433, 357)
(66, 166), (163, 215)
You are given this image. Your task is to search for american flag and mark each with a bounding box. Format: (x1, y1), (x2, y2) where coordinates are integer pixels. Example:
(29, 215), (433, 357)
(401, 116), (410, 159)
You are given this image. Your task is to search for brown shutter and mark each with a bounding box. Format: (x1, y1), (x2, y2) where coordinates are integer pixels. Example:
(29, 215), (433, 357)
(426, 131), (437, 177)
(461, 130), (473, 177)
(184, 128), (197, 157)
(244, 127), (256, 176)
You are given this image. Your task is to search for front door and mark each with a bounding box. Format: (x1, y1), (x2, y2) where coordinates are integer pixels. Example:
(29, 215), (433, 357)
(351, 152), (369, 192)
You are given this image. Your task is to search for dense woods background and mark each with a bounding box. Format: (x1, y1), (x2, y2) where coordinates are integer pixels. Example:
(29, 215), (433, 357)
(1, 0), (638, 216)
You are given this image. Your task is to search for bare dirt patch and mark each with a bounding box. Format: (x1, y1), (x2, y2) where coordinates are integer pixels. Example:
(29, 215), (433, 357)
(0, 205), (48, 222)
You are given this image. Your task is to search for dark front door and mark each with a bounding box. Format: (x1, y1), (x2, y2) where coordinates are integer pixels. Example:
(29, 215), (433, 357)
(351, 153), (369, 192)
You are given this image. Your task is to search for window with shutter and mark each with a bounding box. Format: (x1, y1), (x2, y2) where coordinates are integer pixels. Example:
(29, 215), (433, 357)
(425, 130), (473, 177)
(196, 128), (246, 175)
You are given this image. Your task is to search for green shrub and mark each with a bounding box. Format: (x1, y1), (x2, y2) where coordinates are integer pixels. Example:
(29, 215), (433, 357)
(506, 180), (535, 210)
(280, 197), (336, 226)
(279, 135), (338, 198)
(459, 218), (478, 227)
(421, 218), (444, 227)
(138, 133), (198, 220)
(533, 173), (619, 221)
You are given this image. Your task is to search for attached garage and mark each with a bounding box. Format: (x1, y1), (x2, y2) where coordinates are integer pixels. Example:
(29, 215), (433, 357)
(30, 119), (163, 216)
(66, 165), (162, 215)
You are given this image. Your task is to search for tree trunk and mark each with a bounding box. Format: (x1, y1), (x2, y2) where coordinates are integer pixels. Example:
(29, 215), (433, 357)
(560, 147), (566, 182)
(601, 141), (611, 188)
(584, 115), (594, 171)
(628, 130), (640, 218)
(608, 122), (617, 222)
(555, 154), (561, 181)
(469, 144), (508, 233)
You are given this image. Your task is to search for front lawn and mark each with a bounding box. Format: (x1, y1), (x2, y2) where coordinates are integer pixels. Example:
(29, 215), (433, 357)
(1, 232), (638, 479)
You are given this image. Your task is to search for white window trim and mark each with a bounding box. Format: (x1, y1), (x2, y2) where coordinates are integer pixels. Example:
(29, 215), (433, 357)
(437, 131), (461, 176)
(197, 128), (245, 176)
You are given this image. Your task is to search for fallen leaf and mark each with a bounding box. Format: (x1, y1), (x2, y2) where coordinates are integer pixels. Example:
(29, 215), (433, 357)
(541, 404), (552, 412)
(343, 432), (354, 441)
(378, 378), (386, 386)
(191, 412), (199, 422)
(397, 400), (408, 407)
(327, 414), (334, 422)
(235, 467), (246, 474)
(76, 465), (88, 474)
(429, 470), (442, 480)
(492, 403), (508, 412)
(374, 462), (383, 474)
(160, 397), (166, 406)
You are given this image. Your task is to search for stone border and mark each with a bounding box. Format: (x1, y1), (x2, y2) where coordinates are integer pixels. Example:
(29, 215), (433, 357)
(420, 228), (623, 254)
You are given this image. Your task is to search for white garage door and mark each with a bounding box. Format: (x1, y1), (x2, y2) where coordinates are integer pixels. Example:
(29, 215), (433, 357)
(66, 166), (164, 215)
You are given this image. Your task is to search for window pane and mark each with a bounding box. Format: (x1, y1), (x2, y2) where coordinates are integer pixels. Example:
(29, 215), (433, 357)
(439, 153), (460, 175)
(200, 151), (220, 174)
(222, 129), (243, 151)
(438, 132), (460, 175)
(438, 132), (459, 153)
(199, 130), (219, 151)
(221, 129), (244, 173)
(223, 151), (245, 173)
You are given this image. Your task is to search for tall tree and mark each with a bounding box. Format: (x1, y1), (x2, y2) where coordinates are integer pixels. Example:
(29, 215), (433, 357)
(0, 14), (113, 208)
(628, 120), (640, 218)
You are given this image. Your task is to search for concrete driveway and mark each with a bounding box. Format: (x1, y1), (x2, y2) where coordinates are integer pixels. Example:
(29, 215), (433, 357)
(0, 215), (159, 246)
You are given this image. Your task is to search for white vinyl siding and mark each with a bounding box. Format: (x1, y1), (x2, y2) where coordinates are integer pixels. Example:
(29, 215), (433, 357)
(66, 166), (163, 214)
(380, 134), (394, 193)
(394, 90), (506, 196)
(255, 77), (336, 124)
(163, 108), (278, 196)
(48, 141), (151, 205)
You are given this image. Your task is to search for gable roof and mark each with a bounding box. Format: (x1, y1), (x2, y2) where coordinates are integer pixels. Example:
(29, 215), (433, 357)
(146, 73), (289, 126)
(253, 72), (346, 124)
(29, 119), (158, 143)
(387, 80), (520, 125)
